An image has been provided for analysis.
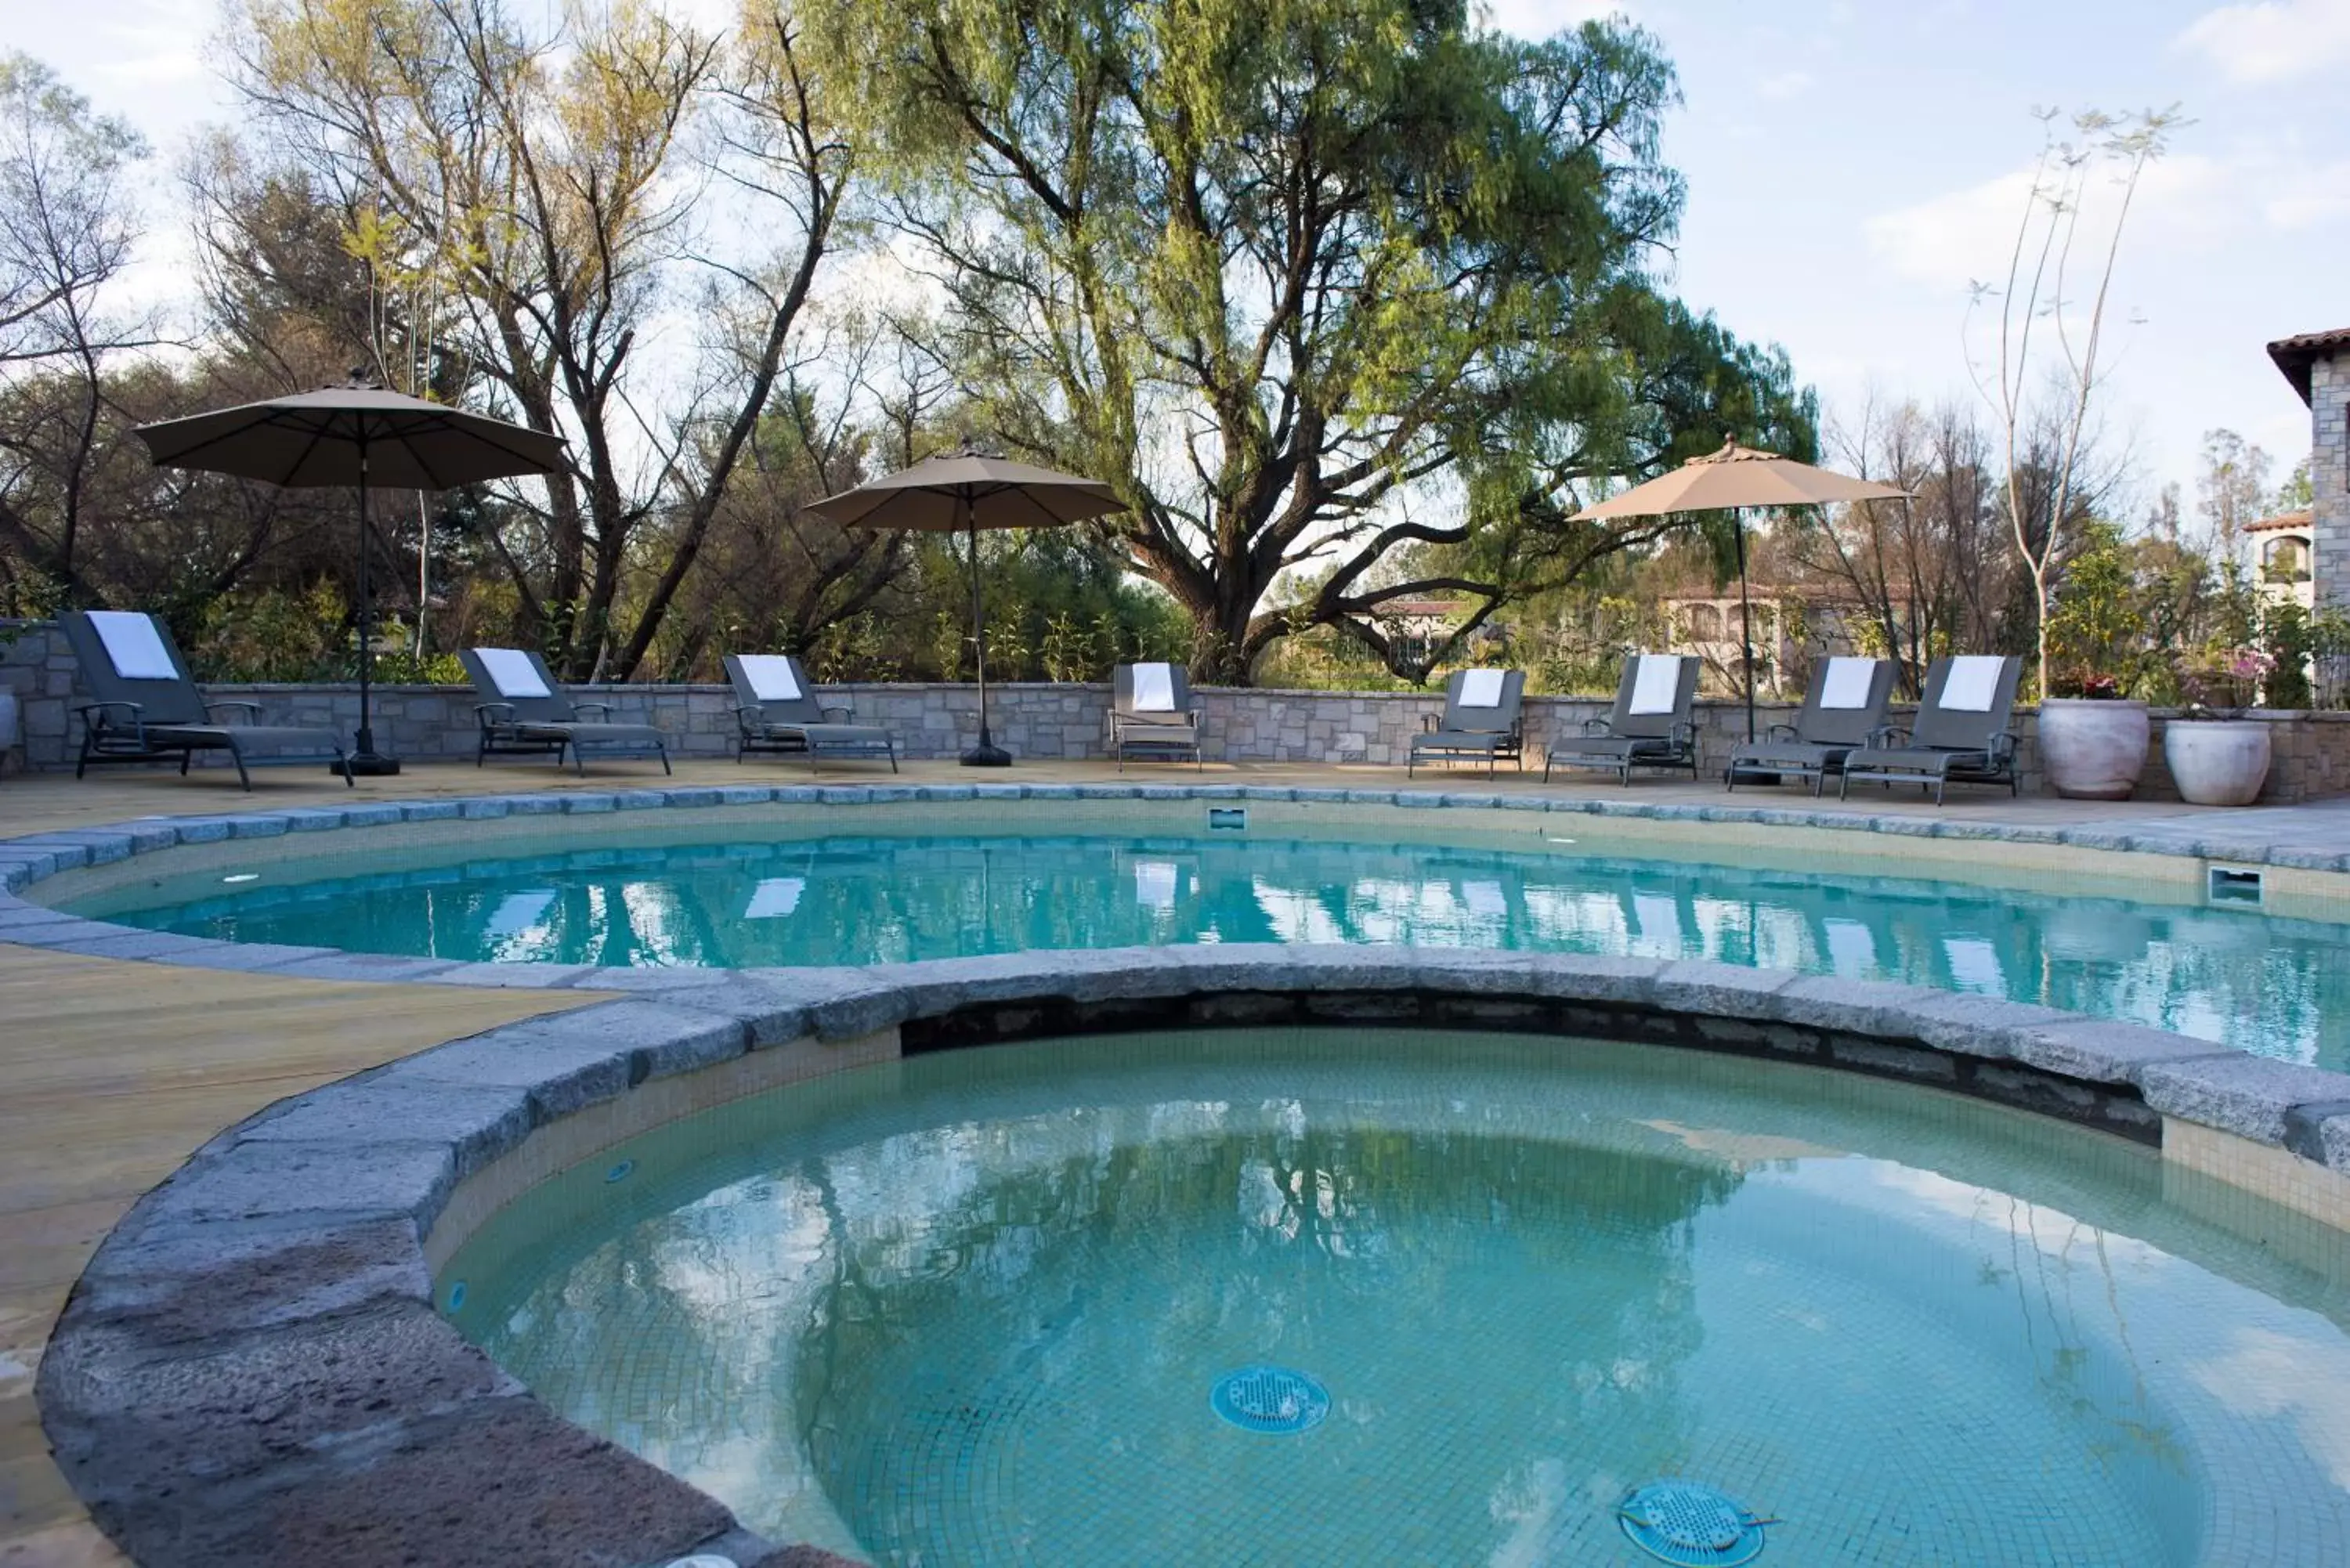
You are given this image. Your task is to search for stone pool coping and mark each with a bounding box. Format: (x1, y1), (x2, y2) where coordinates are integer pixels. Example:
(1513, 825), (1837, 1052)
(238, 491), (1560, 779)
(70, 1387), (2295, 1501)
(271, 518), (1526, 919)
(14, 782), (2350, 1566)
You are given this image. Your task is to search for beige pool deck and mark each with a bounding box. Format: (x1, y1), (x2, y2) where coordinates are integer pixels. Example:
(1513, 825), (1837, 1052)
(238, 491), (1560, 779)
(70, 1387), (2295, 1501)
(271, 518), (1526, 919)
(0, 754), (2338, 1566)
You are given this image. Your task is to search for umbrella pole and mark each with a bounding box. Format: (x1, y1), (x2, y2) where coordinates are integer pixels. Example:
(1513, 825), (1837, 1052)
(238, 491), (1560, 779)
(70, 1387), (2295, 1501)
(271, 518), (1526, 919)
(346, 439), (400, 775)
(1734, 507), (1756, 744)
(964, 504), (1010, 766)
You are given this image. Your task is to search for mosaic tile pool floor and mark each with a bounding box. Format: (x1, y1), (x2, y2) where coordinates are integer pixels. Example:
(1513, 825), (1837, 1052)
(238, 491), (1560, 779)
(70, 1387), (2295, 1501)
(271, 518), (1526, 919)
(445, 1031), (2350, 1566)
(81, 829), (2350, 1067)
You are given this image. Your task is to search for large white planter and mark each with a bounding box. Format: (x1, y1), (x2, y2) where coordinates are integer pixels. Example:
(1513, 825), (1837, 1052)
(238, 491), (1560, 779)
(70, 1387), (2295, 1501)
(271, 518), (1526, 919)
(2037, 698), (2149, 800)
(2163, 720), (2272, 807)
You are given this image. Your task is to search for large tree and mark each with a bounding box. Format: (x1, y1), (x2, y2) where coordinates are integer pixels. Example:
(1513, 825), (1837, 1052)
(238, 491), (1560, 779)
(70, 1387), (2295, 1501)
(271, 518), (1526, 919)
(0, 52), (155, 608)
(816, 0), (1810, 681)
(230, 0), (855, 679)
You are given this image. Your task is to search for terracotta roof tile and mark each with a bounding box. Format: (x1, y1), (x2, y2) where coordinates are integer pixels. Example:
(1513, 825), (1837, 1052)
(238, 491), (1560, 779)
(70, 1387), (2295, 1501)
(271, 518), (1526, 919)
(2267, 328), (2350, 405)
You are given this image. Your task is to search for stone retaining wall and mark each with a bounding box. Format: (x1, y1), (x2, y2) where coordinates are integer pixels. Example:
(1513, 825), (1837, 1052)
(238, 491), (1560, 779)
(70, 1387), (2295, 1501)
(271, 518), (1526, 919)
(12, 618), (2350, 801)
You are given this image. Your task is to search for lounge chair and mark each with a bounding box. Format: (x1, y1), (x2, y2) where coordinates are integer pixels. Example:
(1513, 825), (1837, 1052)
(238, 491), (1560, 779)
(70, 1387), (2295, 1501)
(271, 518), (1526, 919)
(60, 609), (350, 789)
(1838, 654), (2023, 805)
(459, 648), (671, 776)
(1543, 653), (1700, 785)
(1408, 669), (1525, 777)
(1724, 656), (1896, 795)
(1109, 662), (1202, 771)
(723, 653), (898, 771)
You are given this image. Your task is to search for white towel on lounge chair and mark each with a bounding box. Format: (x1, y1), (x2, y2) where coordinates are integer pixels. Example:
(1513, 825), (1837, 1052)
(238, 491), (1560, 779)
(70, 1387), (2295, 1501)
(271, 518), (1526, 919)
(738, 654), (803, 703)
(89, 611), (178, 681)
(478, 648), (552, 699)
(1941, 656), (2003, 713)
(1459, 669), (1505, 708)
(1131, 663), (1176, 712)
(1820, 657), (1875, 710)
(1629, 655), (1681, 716)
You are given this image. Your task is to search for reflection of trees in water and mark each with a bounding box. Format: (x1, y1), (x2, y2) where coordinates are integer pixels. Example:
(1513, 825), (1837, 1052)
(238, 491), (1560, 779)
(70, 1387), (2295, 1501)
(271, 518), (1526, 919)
(777, 1115), (1744, 1550)
(1972, 1193), (2187, 1483)
(150, 833), (2345, 1060)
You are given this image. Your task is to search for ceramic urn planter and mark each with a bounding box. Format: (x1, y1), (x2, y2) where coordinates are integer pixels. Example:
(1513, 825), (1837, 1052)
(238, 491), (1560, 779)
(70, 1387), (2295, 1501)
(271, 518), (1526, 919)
(2037, 698), (2150, 800)
(2164, 719), (2272, 807)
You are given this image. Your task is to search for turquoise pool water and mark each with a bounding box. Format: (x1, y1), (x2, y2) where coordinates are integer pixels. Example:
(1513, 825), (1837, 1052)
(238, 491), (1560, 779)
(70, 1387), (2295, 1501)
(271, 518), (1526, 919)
(90, 829), (2350, 1068)
(441, 1029), (2350, 1565)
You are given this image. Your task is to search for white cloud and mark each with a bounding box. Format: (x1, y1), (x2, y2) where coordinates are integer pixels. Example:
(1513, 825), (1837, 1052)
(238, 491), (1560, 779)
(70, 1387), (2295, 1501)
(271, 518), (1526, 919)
(2264, 158), (2350, 229)
(1862, 151), (2290, 295)
(2175, 0), (2350, 85)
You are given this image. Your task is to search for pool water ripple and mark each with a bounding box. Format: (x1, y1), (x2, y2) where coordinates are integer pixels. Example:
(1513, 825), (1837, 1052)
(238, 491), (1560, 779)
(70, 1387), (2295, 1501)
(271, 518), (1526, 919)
(89, 831), (2350, 1068)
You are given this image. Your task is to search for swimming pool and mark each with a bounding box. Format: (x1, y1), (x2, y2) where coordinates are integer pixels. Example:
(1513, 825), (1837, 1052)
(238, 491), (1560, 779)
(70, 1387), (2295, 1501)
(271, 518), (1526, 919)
(80, 826), (2350, 1069)
(440, 1028), (2350, 1566)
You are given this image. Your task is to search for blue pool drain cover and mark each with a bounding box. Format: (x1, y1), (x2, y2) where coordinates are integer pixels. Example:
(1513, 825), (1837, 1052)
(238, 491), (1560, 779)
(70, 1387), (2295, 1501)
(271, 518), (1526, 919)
(1209, 1366), (1329, 1433)
(1618, 1482), (1771, 1566)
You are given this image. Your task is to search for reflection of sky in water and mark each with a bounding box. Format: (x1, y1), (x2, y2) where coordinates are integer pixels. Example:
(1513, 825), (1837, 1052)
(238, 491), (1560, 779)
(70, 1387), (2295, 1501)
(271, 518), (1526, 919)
(105, 833), (2350, 1066)
(446, 1034), (2350, 1565)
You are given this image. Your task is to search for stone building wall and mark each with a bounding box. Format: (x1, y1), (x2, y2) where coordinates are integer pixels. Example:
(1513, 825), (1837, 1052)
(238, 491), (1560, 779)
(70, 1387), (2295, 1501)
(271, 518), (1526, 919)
(12, 616), (2350, 803)
(2313, 351), (2349, 609)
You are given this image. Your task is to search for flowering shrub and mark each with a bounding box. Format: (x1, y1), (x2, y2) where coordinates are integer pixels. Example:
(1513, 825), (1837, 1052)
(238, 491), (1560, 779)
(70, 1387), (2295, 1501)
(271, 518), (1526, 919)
(2175, 645), (2275, 717)
(2049, 668), (2125, 700)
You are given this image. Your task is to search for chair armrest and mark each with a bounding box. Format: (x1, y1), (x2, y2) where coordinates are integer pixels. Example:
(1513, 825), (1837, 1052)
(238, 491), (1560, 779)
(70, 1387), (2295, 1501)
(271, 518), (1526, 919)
(78, 699), (146, 739)
(1581, 717), (1615, 736)
(1422, 713), (1440, 732)
(821, 704), (855, 724)
(1865, 724), (1910, 750)
(1990, 731), (2019, 764)
(573, 700), (613, 718)
(472, 701), (517, 732)
(1670, 720), (1697, 750)
(204, 699), (263, 721)
(1765, 722), (1799, 741)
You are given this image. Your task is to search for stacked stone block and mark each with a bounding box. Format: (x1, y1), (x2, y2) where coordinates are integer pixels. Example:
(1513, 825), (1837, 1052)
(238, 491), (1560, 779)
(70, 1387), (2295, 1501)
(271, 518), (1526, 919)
(2315, 351), (2349, 612)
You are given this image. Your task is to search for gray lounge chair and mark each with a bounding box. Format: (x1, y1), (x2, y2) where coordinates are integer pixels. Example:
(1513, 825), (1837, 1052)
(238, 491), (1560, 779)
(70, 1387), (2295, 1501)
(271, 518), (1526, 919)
(1543, 653), (1700, 785)
(1838, 655), (2023, 805)
(723, 653), (898, 771)
(61, 609), (350, 789)
(1725, 656), (1896, 795)
(1109, 662), (1202, 770)
(461, 648), (671, 776)
(1408, 669), (1525, 777)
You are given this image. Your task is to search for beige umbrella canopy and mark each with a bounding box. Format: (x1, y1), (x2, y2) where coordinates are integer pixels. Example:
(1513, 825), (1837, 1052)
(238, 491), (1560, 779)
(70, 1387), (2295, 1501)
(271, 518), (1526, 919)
(135, 377), (569, 775)
(808, 450), (1126, 766)
(1572, 440), (1913, 742)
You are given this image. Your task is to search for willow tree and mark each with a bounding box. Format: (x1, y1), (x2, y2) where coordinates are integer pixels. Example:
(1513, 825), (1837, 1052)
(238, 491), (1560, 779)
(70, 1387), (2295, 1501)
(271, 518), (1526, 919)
(230, 0), (855, 679)
(814, 0), (1810, 681)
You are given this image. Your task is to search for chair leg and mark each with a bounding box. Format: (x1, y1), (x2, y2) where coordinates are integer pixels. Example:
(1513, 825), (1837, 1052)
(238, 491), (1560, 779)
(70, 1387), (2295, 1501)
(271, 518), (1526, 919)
(659, 745), (671, 777)
(571, 742), (585, 778)
(228, 742), (251, 792)
(890, 743), (899, 775)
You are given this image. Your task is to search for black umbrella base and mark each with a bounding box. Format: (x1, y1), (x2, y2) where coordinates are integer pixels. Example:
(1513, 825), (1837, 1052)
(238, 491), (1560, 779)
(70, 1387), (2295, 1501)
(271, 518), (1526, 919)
(960, 743), (1014, 768)
(342, 753), (403, 778)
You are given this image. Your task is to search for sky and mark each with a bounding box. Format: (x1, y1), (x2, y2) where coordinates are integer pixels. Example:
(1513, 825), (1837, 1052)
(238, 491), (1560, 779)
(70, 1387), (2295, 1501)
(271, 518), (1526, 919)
(12, 0), (2347, 523)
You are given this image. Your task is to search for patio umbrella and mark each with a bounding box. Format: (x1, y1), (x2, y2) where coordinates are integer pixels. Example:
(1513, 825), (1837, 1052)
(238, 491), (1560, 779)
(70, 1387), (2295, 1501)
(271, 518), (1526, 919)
(808, 450), (1126, 766)
(1573, 440), (1912, 742)
(134, 375), (567, 775)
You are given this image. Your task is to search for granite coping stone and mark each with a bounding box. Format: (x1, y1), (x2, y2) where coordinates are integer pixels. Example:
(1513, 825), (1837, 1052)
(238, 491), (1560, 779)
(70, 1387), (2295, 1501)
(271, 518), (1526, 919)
(2139, 1055), (2350, 1146)
(2007, 1019), (2239, 1086)
(137, 1139), (458, 1231)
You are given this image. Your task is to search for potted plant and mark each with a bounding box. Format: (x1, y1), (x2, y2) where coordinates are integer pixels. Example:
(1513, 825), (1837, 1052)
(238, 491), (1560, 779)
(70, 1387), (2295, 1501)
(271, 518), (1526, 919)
(2164, 646), (2273, 807)
(2038, 667), (2149, 800)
